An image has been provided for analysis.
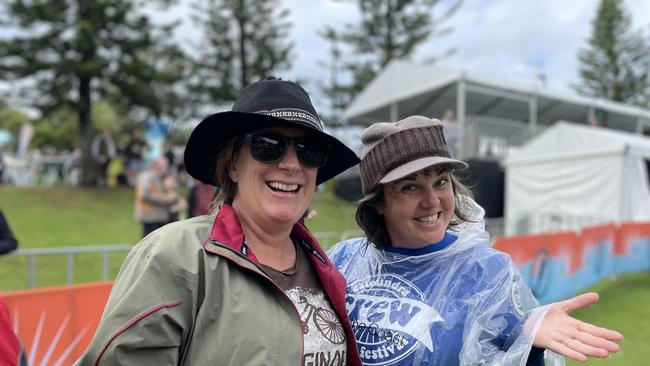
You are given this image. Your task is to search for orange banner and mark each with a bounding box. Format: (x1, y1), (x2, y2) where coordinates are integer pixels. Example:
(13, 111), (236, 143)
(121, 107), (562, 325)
(616, 222), (650, 256)
(494, 231), (578, 273)
(0, 281), (112, 366)
(577, 223), (617, 269)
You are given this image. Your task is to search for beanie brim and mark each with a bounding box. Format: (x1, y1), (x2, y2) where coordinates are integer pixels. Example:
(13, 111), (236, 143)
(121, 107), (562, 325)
(378, 156), (468, 185)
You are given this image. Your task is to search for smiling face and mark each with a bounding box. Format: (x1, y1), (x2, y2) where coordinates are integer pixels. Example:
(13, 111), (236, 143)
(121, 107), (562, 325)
(376, 166), (455, 249)
(228, 127), (318, 227)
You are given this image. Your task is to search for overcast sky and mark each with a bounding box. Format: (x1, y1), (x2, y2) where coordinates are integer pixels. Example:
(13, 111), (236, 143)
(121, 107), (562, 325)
(167, 0), (650, 115)
(7, 0), (650, 119)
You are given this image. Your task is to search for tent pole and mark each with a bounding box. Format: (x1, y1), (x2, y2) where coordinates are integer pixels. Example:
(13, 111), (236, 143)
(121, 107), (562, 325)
(529, 94), (538, 137)
(389, 102), (399, 122)
(457, 71), (466, 159)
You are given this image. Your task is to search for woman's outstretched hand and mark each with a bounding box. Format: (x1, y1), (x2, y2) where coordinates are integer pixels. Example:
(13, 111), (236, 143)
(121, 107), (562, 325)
(534, 292), (624, 362)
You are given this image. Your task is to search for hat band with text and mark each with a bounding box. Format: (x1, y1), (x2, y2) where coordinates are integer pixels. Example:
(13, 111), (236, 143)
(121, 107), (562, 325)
(255, 108), (324, 131)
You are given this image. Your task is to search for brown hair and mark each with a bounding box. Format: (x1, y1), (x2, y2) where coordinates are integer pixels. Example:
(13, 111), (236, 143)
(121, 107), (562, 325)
(209, 137), (245, 211)
(356, 166), (474, 249)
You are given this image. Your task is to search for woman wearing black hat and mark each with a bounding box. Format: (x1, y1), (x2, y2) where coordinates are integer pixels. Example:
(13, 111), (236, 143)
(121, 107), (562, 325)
(77, 80), (362, 366)
(328, 116), (623, 366)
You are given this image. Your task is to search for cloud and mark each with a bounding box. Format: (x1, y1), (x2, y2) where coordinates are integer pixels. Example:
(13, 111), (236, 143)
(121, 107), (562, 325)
(168, 0), (650, 110)
(414, 0), (649, 93)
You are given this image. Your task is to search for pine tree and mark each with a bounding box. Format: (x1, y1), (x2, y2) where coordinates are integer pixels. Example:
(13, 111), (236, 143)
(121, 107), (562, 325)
(575, 0), (650, 106)
(318, 27), (346, 123)
(190, 0), (293, 106)
(0, 0), (188, 186)
(321, 0), (461, 111)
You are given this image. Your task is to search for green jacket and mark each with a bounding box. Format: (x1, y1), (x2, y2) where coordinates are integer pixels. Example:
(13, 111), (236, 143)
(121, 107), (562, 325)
(76, 204), (361, 366)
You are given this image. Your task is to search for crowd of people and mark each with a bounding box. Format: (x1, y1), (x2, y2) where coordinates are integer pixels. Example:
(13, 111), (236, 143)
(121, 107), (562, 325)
(0, 124), (190, 189)
(70, 79), (624, 366)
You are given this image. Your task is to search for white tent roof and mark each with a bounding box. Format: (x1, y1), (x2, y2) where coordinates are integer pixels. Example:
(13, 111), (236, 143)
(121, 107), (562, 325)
(504, 121), (650, 234)
(505, 121), (650, 166)
(345, 60), (650, 133)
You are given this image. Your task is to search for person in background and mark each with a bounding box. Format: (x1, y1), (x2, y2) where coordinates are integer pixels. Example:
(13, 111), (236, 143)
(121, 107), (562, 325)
(134, 156), (179, 237)
(328, 116), (623, 366)
(124, 128), (148, 186)
(187, 179), (218, 218)
(440, 109), (458, 156)
(0, 209), (18, 255)
(162, 173), (187, 223)
(0, 149), (5, 184)
(76, 79), (363, 365)
(163, 143), (179, 173)
(91, 128), (116, 187)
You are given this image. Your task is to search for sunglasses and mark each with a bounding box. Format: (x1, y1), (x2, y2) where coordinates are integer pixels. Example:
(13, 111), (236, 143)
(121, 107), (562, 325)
(245, 132), (331, 168)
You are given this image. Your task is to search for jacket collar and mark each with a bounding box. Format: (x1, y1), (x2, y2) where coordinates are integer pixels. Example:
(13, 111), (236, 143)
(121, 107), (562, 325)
(205, 203), (328, 266)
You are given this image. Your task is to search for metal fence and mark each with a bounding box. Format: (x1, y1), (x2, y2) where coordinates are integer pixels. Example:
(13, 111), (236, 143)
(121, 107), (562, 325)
(5, 244), (133, 288)
(485, 217), (505, 241)
(461, 115), (544, 160)
(4, 230), (367, 289)
(507, 214), (613, 236)
(1, 153), (78, 186)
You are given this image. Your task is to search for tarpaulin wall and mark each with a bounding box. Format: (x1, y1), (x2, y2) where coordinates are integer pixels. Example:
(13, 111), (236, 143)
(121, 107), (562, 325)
(494, 222), (650, 304)
(0, 282), (112, 366)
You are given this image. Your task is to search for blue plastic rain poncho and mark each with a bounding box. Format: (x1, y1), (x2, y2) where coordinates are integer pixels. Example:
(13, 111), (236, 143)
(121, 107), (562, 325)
(328, 198), (563, 366)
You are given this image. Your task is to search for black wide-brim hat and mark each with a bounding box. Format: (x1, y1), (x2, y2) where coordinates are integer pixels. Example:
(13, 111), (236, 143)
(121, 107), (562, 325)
(184, 79), (360, 186)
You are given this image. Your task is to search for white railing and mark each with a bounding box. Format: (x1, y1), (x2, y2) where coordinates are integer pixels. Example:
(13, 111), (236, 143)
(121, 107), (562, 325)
(506, 214), (613, 236)
(1, 152), (79, 186)
(456, 115), (545, 160)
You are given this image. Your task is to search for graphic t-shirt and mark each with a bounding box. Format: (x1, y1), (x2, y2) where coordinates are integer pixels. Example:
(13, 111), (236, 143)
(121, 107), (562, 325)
(261, 242), (347, 366)
(328, 232), (545, 366)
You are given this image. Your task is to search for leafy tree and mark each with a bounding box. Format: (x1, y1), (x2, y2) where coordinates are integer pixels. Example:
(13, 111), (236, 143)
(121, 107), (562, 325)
(0, 0), (188, 186)
(190, 0), (293, 106)
(31, 107), (79, 151)
(321, 0), (462, 113)
(29, 101), (128, 151)
(318, 28), (346, 123)
(575, 0), (650, 106)
(0, 107), (30, 151)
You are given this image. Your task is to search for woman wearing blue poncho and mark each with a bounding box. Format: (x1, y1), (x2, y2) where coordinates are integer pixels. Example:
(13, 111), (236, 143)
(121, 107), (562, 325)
(328, 116), (623, 366)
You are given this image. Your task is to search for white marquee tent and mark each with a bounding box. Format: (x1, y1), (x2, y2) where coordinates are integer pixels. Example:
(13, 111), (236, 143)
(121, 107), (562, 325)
(344, 60), (650, 134)
(504, 121), (650, 235)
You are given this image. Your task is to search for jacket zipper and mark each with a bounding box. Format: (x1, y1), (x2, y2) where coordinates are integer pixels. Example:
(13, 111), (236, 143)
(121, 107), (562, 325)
(208, 239), (306, 365)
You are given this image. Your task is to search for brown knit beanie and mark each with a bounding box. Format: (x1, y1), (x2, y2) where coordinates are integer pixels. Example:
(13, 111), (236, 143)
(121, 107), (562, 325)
(360, 115), (468, 195)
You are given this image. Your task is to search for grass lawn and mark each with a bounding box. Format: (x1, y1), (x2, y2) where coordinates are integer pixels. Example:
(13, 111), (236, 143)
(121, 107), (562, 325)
(565, 272), (650, 366)
(1, 186), (141, 290)
(0, 185), (359, 290)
